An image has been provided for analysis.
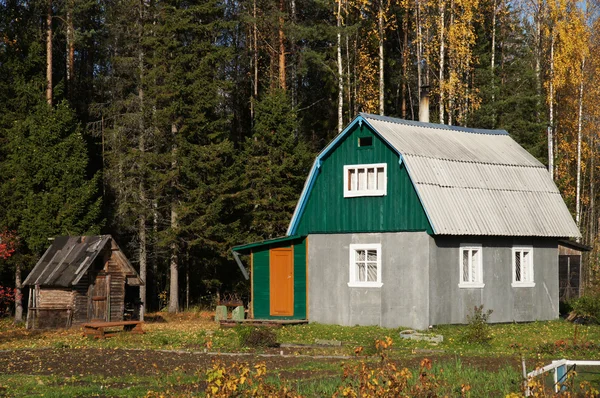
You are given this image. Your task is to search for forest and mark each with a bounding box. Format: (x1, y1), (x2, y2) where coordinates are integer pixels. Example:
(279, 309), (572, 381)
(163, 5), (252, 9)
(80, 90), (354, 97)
(0, 0), (599, 318)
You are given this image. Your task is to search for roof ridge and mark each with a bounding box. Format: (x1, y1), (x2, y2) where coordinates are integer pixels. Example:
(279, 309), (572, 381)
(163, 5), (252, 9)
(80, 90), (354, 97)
(360, 113), (509, 136)
(403, 153), (546, 169)
(415, 181), (559, 195)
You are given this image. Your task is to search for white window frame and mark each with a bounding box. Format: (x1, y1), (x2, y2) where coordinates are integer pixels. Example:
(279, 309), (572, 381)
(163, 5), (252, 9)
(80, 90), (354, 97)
(348, 243), (383, 288)
(343, 163), (387, 198)
(459, 244), (484, 289)
(512, 246), (535, 287)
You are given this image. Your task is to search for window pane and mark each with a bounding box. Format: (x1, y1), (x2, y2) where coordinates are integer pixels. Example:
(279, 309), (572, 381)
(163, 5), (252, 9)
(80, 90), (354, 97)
(367, 250), (377, 262)
(367, 262), (377, 281)
(357, 263), (366, 282)
(515, 252), (521, 282)
(522, 251), (529, 281)
(471, 249), (479, 282)
(356, 250), (365, 262)
(377, 167), (385, 189)
(358, 168), (366, 190)
(462, 250), (469, 282)
(367, 168), (375, 190)
(349, 169), (356, 191)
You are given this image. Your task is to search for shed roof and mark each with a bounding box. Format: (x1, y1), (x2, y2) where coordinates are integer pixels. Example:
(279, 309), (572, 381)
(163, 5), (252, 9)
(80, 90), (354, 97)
(23, 235), (143, 287)
(287, 114), (580, 238)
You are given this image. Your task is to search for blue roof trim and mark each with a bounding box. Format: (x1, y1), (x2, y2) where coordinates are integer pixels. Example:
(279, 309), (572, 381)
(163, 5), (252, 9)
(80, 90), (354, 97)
(287, 116), (365, 235)
(360, 113), (509, 136)
(287, 115), (437, 235)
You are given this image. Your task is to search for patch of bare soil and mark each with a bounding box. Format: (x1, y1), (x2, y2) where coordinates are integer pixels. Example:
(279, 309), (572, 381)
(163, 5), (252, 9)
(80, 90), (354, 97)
(0, 348), (521, 381)
(0, 348), (349, 377)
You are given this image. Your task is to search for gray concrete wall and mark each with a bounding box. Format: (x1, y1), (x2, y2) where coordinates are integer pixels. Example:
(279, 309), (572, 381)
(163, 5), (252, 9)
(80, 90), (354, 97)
(429, 237), (559, 325)
(308, 232), (431, 330)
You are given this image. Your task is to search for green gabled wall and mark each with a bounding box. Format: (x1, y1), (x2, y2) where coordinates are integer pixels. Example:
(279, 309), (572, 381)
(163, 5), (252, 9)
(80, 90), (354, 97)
(251, 237), (307, 320)
(294, 123), (432, 235)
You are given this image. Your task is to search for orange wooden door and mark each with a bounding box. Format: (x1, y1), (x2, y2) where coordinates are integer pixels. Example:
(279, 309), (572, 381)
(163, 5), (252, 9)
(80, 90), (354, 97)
(270, 248), (294, 316)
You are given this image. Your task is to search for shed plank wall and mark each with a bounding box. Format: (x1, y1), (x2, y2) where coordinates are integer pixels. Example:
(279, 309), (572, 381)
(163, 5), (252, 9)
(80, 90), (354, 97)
(108, 254), (125, 321)
(39, 289), (74, 308)
(294, 124), (431, 235)
(73, 273), (90, 324)
(252, 238), (307, 320)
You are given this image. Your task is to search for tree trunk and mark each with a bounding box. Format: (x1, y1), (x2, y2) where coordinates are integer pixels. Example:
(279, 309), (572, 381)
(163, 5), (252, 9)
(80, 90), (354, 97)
(46, 0), (53, 106)
(14, 264), (22, 323)
(490, 0), (497, 114)
(169, 203), (178, 313)
(402, 5), (408, 119)
(535, 0), (542, 123)
(168, 123), (179, 314)
(186, 259), (189, 310)
(576, 57), (585, 231)
(447, 0), (454, 125)
(378, 0), (384, 115)
(438, 0), (445, 124)
(66, 5), (74, 99)
(138, 0), (147, 320)
(278, 0), (286, 90)
(548, 32), (555, 180)
(337, 0), (344, 132)
(346, 34), (352, 116)
(139, 208), (146, 319)
(250, 0), (257, 123)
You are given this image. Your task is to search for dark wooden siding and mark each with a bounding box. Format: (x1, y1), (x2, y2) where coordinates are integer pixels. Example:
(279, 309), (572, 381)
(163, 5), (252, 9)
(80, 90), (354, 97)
(559, 255), (581, 301)
(72, 273), (90, 324)
(108, 252), (125, 321)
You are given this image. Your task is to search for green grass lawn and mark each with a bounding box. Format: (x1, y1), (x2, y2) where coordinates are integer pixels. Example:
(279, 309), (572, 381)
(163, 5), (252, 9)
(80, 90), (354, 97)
(2, 313), (600, 396)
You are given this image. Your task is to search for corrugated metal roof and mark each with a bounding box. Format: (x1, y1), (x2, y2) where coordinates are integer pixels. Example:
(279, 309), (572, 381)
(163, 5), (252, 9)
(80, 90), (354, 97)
(23, 235), (143, 287)
(360, 113), (580, 238)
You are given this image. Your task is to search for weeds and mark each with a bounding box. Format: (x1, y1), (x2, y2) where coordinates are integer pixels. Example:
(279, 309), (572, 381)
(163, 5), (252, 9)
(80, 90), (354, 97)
(464, 305), (493, 344)
(237, 326), (278, 348)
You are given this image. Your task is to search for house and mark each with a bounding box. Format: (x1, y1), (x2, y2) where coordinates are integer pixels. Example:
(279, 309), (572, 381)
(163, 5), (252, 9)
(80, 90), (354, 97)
(23, 235), (143, 329)
(232, 113), (580, 330)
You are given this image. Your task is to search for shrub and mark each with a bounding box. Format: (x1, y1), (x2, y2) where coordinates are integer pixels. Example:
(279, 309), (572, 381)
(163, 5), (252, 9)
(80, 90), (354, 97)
(205, 361), (300, 397)
(570, 293), (600, 323)
(463, 305), (493, 344)
(237, 326), (278, 348)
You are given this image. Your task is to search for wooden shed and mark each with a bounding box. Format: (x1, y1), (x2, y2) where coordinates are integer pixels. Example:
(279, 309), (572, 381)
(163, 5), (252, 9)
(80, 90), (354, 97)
(23, 235), (143, 329)
(232, 236), (307, 321)
(558, 240), (591, 301)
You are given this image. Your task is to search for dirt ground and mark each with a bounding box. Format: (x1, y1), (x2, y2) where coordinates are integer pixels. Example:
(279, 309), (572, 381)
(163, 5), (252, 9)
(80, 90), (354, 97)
(0, 348), (520, 378)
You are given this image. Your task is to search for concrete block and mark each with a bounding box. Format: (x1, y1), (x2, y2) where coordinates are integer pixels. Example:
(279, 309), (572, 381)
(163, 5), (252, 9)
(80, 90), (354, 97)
(215, 305), (228, 322)
(399, 329), (443, 343)
(232, 306), (245, 321)
(315, 339), (342, 346)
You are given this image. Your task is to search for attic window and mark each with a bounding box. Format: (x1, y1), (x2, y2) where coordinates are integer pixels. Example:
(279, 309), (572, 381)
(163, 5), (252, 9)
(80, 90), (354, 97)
(358, 136), (373, 147)
(343, 163), (387, 198)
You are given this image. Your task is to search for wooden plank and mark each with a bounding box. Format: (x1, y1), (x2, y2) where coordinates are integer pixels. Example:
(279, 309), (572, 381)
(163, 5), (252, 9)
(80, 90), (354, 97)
(81, 320), (145, 339)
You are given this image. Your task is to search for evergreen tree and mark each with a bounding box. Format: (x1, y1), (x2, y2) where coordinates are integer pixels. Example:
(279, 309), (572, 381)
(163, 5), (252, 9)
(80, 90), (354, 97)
(238, 89), (314, 240)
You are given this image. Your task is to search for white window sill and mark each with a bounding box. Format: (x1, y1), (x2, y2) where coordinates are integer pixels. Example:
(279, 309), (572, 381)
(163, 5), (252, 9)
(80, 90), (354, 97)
(344, 191), (386, 198)
(348, 282), (383, 288)
(512, 282), (535, 288)
(458, 282), (485, 289)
